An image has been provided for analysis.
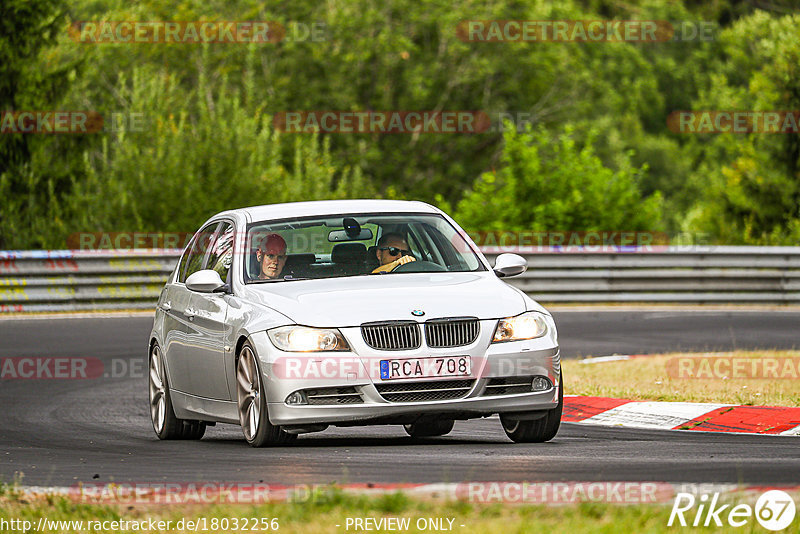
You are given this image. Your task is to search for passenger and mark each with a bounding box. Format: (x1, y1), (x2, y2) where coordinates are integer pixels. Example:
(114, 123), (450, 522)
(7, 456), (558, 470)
(372, 233), (416, 273)
(255, 233), (288, 279)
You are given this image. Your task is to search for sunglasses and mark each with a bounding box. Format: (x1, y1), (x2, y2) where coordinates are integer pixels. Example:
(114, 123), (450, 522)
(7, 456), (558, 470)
(378, 246), (412, 257)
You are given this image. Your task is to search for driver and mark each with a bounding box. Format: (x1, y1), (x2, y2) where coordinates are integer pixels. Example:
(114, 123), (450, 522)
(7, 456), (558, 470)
(255, 233), (288, 279)
(371, 233), (416, 273)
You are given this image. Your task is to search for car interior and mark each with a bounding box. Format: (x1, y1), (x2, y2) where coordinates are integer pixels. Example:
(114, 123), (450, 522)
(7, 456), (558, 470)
(244, 215), (479, 282)
(248, 240), (383, 280)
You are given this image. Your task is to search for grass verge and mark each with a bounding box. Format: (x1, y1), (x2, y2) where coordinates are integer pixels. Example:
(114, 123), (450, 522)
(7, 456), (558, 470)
(0, 484), (774, 534)
(562, 350), (800, 406)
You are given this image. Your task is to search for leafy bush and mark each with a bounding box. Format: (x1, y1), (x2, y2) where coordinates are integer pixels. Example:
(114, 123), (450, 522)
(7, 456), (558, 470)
(452, 125), (662, 233)
(1, 64), (371, 248)
(679, 12), (800, 244)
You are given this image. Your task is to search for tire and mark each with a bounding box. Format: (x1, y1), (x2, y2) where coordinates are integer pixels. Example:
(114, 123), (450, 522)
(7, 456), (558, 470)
(149, 342), (206, 440)
(236, 341), (296, 447)
(404, 419), (455, 438)
(500, 371), (563, 443)
(180, 421), (207, 440)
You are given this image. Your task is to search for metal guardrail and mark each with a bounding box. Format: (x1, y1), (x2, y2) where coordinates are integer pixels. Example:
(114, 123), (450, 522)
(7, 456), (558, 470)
(482, 246), (800, 303)
(0, 250), (179, 312)
(1, 247), (799, 312)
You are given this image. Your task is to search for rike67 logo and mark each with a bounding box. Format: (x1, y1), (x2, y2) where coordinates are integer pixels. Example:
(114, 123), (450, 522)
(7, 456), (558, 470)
(669, 490), (796, 531)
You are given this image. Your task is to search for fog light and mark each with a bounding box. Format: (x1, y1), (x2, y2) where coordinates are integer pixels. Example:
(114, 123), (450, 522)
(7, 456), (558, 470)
(531, 377), (551, 392)
(285, 391), (308, 405)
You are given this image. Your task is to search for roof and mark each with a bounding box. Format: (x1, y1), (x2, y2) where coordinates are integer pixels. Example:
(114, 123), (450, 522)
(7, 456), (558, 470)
(227, 199), (441, 222)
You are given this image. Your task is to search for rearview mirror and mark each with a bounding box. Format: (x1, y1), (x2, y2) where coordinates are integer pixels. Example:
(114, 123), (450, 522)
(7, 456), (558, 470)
(493, 253), (527, 278)
(186, 269), (227, 293)
(328, 228), (373, 242)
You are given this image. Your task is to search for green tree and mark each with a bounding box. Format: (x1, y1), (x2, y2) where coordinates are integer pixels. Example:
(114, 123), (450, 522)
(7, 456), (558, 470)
(7, 0), (799, 248)
(0, 0), (81, 248)
(451, 125), (662, 233)
(1, 64), (372, 249)
(682, 11), (800, 244)
(56, 0), (671, 204)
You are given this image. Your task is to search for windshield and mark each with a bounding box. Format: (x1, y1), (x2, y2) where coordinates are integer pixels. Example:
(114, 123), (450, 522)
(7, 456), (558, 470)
(244, 212), (484, 282)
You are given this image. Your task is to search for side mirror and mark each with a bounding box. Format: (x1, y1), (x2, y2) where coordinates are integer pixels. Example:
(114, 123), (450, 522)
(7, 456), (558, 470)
(186, 269), (227, 293)
(493, 253), (527, 278)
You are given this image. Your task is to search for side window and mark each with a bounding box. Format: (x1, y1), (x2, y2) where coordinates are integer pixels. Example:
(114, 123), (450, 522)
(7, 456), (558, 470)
(180, 222), (220, 283)
(206, 222), (235, 282)
(176, 245), (192, 283)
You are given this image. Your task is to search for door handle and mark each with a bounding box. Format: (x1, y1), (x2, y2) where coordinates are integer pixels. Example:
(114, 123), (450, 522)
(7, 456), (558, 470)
(185, 307), (196, 321)
(161, 301), (172, 312)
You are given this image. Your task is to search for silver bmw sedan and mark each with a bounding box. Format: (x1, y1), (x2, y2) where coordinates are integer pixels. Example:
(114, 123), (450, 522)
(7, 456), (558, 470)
(148, 199), (562, 446)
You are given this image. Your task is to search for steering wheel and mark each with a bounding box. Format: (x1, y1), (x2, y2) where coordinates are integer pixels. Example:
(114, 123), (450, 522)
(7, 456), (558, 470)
(392, 259), (447, 273)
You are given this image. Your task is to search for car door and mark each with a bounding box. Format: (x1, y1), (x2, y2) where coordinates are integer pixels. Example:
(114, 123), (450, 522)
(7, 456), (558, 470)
(183, 221), (235, 400)
(159, 252), (191, 392)
(164, 222), (220, 396)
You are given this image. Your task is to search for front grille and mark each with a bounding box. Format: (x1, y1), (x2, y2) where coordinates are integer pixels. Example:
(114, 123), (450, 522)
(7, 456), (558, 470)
(361, 321), (421, 351)
(375, 379), (475, 402)
(483, 376), (533, 396)
(425, 317), (479, 348)
(305, 386), (363, 405)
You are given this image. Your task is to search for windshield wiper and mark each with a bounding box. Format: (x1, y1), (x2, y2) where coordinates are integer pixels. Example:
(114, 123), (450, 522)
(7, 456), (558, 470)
(250, 275), (310, 283)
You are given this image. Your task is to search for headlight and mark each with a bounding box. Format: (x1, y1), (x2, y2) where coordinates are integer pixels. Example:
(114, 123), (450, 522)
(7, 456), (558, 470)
(268, 326), (350, 352)
(492, 312), (548, 343)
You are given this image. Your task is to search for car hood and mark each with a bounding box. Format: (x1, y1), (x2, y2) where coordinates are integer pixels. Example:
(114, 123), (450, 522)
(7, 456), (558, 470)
(241, 272), (539, 327)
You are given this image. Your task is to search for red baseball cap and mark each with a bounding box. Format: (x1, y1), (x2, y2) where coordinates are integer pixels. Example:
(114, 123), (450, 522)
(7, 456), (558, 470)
(258, 233), (287, 255)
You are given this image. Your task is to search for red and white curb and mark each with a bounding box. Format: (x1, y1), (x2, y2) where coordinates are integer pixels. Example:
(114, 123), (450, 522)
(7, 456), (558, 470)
(563, 395), (800, 436)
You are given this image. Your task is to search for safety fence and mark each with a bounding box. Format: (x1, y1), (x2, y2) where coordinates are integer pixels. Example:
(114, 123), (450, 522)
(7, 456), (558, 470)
(483, 246), (800, 303)
(1, 247), (799, 312)
(0, 250), (178, 312)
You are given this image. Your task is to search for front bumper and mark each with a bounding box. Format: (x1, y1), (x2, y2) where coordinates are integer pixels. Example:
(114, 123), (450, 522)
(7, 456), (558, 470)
(267, 379), (560, 426)
(250, 322), (561, 427)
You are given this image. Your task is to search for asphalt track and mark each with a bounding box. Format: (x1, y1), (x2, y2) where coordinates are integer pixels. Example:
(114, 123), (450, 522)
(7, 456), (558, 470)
(1, 311), (798, 487)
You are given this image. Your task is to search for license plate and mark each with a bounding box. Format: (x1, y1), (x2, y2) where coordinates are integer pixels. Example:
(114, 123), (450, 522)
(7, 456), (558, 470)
(379, 356), (471, 380)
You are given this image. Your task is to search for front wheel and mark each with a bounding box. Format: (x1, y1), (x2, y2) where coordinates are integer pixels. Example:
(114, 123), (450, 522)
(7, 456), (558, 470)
(236, 342), (296, 447)
(500, 371), (563, 443)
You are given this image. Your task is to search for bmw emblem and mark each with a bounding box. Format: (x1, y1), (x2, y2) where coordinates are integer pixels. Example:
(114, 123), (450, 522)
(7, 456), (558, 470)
(411, 309), (425, 317)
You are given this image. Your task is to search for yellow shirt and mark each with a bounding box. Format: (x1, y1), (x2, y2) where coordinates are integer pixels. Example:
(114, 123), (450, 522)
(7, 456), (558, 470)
(371, 256), (415, 273)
